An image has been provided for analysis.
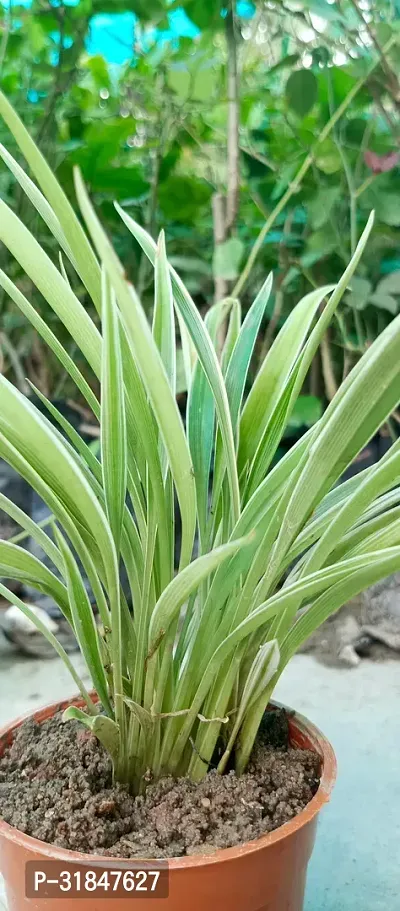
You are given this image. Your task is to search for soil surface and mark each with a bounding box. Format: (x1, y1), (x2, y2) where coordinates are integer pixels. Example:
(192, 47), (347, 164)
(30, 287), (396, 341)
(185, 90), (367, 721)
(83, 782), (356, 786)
(0, 710), (320, 858)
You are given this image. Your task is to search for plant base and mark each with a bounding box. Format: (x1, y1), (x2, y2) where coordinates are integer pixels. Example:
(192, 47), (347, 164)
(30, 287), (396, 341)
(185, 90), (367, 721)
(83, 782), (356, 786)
(0, 695), (336, 911)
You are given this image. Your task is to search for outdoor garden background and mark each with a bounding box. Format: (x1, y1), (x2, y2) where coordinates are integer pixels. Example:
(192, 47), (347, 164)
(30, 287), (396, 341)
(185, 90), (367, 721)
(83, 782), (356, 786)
(1, 2), (400, 910)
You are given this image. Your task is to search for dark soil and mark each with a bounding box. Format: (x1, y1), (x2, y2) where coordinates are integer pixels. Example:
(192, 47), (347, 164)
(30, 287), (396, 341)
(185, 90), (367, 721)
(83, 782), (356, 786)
(0, 710), (320, 859)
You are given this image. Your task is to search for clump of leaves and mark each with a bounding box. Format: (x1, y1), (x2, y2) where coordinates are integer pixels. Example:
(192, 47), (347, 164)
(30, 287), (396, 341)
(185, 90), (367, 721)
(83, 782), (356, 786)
(0, 94), (400, 793)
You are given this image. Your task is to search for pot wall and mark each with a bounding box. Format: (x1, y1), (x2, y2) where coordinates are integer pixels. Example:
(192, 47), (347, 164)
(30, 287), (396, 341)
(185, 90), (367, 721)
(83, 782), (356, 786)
(0, 697), (336, 911)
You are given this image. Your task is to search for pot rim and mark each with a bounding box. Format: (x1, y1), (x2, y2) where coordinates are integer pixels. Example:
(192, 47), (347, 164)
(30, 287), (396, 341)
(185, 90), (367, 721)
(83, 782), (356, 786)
(0, 694), (336, 870)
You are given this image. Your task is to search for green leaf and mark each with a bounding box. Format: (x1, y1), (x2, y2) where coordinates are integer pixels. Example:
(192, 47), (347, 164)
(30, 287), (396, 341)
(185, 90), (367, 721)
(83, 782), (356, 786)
(0, 199), (101, 378)
(63, 707), (120, 766)
(114, 206), (240, 529)
(188, 299), (232, 542)
(76, 172), (197, 571)
(0, 582), (96, 714)
(285, 69), (318, 118)
(0, 374), (118, 602)
(268, 311), (400, 584)
(372, 192), (400, 227)
(345, 277), (372, 311)
(184, 0), (222, 30)
(281, 549), (400, 667)
(164, 553), (379, 772)
(219, 638), (280, 773)
(298, 445), (400, 578)
(27, 384), (102, 490)
(210, 277), (273, 541)
(239, 285), (335, 474)
(148, 535), (252, 653)
(291, 216), (375, 394)
(213, 237), (245, 281)
(176, 310), (196, 395)
(0, 540), (70, 619)
(192, 66), (218, 102)
(153, 231), (177, 481)
(158, 176), (212, 222)
(0, 91), (101, 309)
(245, 216), (379, 517)
(0, 492), (64, 575)
(167, 67), (191, 101)
(287, 395), (323, 431)
(169, 256), (212, 278)
(101, 270), (127, 554)
(87, 54), (110, 90)
(0, 269), (100, 418)
(123, 698), (154, 759)
(56, 528), (113, 717)
(376, 271), (400, 295)
(221, 300), (241, 375)
(0, 144), (76, 269)
(92, 167), (148, 198)
(268, 54), (301, 75)
(176, 348), (188, 394)
(153, 231), (176, 395)
(369, 291), (399, 314)
(308, 186), (341, 230)
(315, 140), (342, 175)
(226, 274), (273, 430)
(120, 327), (169, 562)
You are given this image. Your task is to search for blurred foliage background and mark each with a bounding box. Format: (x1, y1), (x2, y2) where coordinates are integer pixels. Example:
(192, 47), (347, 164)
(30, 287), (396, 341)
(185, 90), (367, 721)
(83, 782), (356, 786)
(0, 0), (399, 435)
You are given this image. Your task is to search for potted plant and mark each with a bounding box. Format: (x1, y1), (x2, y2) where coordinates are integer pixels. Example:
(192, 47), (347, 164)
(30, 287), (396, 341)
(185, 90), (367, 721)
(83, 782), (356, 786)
(1, 94), (400, 911)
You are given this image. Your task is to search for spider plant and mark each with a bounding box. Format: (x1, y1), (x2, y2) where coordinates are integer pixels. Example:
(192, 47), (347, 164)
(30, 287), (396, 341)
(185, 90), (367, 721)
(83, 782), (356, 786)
(0, 94), (400, 794)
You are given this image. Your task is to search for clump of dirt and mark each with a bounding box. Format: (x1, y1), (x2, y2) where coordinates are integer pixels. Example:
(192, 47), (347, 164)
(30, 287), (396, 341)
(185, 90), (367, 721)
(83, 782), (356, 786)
(0, 711), (320, 858)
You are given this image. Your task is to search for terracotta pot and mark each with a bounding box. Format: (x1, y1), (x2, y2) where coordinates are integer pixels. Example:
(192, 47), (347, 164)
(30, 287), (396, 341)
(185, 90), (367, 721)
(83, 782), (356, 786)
(0, 695), (336, 911)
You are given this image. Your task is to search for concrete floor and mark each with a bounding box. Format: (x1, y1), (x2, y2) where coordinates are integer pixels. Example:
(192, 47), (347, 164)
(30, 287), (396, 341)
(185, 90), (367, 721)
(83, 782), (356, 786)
(1, 633), (399, 910)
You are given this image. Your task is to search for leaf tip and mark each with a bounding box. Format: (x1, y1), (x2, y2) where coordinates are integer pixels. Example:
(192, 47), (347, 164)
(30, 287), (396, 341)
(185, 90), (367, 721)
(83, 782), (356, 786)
(157, 228), (166, 258)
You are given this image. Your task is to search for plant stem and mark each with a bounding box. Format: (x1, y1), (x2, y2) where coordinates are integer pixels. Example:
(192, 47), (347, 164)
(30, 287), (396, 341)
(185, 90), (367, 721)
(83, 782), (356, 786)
(336, 143), (357, 255)
(212, 192), (228, 303)
(233, 37), (397, 298)
(354, 174), (377, 199)
(225, 0), (240, 233)
(0, 0), (12, 76)
(212, 0), (240, 307)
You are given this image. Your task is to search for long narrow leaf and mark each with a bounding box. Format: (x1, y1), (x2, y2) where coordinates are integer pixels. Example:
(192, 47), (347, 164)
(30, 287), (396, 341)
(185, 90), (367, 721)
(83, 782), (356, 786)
(101, 271), (127, 554)
(0, 143), (76, 268)
(148, 535), (252, 655)
(188, 299), (232, 544)
(226, 273), (273, 428)
(76, 171), (197, 570)
(0, 540), (70, 619)
(114, 206), (240, 528)
(264, 310), (400, 593)
(153, 231), (176, 394)
(0, 91), (101, 308)
(0, 200), (101, 376)
(0, 581), (96, 713)
(0, 269), (99, 418)
(0, 491), (64, 574)
(239, 285), (334, 472)
(55, 528), (113, 717)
